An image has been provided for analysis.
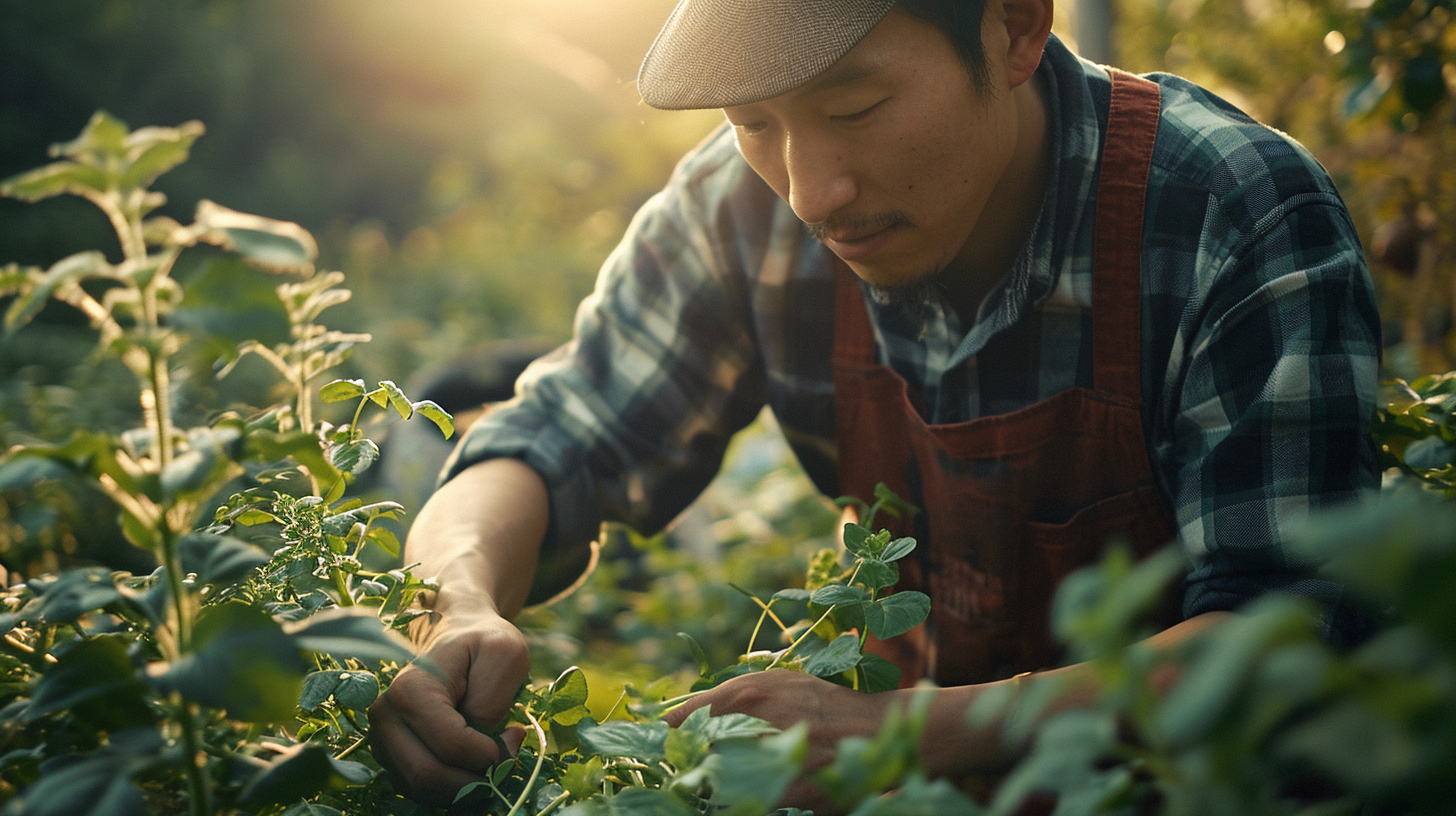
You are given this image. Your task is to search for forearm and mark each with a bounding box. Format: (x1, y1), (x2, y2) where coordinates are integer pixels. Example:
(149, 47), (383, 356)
(913, 610), (1231, 779)
(406, 456), (549, 622)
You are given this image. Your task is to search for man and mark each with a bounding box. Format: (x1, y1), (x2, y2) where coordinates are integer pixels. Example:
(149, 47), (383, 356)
(369, 0), (1380, 807)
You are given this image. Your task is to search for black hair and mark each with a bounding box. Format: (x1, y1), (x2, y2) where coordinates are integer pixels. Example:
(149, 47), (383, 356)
(895, 0), (991, 89)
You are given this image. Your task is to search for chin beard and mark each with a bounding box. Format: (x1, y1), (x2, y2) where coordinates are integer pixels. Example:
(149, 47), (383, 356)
(866, 275), (941, 308)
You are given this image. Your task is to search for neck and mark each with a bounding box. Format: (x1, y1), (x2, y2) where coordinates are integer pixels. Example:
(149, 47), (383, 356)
(941, 73), (1052, 321)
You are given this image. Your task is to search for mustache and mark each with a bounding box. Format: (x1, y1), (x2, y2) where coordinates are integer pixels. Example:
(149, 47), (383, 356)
(804, 211), (916, 241)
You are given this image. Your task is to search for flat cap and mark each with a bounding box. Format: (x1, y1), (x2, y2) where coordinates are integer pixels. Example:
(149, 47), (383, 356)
(638, 0), (897, 110)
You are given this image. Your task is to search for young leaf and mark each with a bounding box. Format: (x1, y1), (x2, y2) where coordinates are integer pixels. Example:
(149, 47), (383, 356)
(378, 380), (413, 419)
(842, 522), (874, 557)
(192, 199), (318, 274)
(855, 558), (899, 591)
(865, 591), (931, 640)
(679, 632), (712, 677)
(546, 666), (591, 726)
(319, 378), (367, 403)
(857, 653), (903, 693)
(413, 399), (455, 439)
(880, 537), (917, 563)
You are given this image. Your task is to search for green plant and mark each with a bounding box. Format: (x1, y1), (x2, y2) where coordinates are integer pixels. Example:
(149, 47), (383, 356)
(0, 112), (440, 816)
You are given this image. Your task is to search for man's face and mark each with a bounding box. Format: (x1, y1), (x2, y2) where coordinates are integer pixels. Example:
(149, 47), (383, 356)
(723, 8), (1020, 292)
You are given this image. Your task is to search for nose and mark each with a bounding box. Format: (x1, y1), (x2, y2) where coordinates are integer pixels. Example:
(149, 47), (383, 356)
(783, 132), (857, 226)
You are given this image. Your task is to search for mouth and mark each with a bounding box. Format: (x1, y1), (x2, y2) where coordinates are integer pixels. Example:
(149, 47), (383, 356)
(821, 214), (908, 260)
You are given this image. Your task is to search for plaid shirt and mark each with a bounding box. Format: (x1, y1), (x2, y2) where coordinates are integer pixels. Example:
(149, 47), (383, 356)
(447, 36), (1381, 626)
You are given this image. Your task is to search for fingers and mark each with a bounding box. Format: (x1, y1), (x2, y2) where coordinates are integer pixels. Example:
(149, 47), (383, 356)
(369, 616), (533, 805)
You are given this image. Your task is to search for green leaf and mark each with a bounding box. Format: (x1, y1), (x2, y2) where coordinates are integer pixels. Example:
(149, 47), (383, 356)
(546, 666), (591, 726)
(329, 438), (380, 475)
(157, 603), (306, 722)
(237, 743), (372, 810)
(679, 632), (712, 677)
(25, 637), (154, 730)
(675, 724), (807, 815)
(855, 558), (899, 590)
(857, 653), (902, 693)
(5, 251), (113, 332)
(286, 608), (416, 666)
(378, 380), (414, 419)
(321, 501), (404, 537)
(811, 584), (870, 607)
(558, 786), (695, 816)
(989, 709), (1118, 816)
(7, 727), (162, 816)
(30, 568), (122, 623)
(842, 523), (874, 557)
(0, 454), (74, 491)
(771, 588), (812, 602)
(577, 720), (669, 763)
(880, 537), (916, 563)
(665, 707), (712, 769)
(413, 399), (455, 439)
(700, 712), (779, 742)
(278, 802), (346, 816)
(365, 526), (401, 558)
(848, 773), (986, 816)
(0, 160), (110, 203)
(803, 633), (862, 677)
(561, 755), (606, 799)
(118, 121), (205, 190)
(319, 378), (367, 403)
(299, 669), (380, 711)
(193, 199), (318, 273)
(865, 591), (931, 640)
(1276, 699), (1423, 795)
(178, 532), (270, 587)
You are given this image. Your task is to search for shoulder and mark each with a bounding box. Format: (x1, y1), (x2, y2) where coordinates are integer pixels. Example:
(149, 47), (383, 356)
(1144, 73), (1350, 242)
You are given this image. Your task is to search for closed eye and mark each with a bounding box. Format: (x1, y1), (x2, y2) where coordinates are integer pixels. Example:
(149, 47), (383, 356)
(831, 99), (887, 123)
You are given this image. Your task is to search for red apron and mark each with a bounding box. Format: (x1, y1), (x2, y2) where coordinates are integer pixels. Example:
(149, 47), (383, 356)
(833, 69), (1180, 687)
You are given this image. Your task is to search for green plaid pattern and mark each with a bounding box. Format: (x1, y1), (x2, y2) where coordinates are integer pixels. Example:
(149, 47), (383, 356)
(447, 36), (1380, 629)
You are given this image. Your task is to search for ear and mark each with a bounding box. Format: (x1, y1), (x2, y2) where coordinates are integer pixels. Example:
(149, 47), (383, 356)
(998, 0), (1054, 88)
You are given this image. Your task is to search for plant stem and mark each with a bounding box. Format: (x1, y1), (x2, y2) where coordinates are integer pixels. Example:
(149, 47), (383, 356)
(331, 567), (355, 606)
(176, 699), (213, 816)
(503, 707), (549, 816)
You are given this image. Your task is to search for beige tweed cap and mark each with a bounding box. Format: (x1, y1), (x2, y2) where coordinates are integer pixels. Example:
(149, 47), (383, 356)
(637, 0), (898, 110)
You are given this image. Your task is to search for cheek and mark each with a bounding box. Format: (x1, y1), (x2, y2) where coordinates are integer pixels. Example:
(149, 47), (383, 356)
(735, 137), (791, 202)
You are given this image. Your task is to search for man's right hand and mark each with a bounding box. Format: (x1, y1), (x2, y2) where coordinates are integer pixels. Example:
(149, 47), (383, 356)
(368, 611), (532, 805)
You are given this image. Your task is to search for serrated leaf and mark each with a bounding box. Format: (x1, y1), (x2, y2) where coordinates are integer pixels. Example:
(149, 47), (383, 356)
(319, 378), (367, 403)
(0, 161), (111, 203)
(865, 591), (931, 640)
(321, 502), (404, 537)
(5, 251), (113, 332)
(802, 632), (862, 677)
(700, 712), (778, 742)
(413, 399), (455, 439)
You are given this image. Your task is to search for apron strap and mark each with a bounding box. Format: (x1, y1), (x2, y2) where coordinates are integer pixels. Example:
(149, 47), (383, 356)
(1091, 69), (1162, 400)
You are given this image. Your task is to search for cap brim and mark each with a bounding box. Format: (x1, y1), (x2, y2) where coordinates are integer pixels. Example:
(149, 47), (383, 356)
(637, 0), (897, 110)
